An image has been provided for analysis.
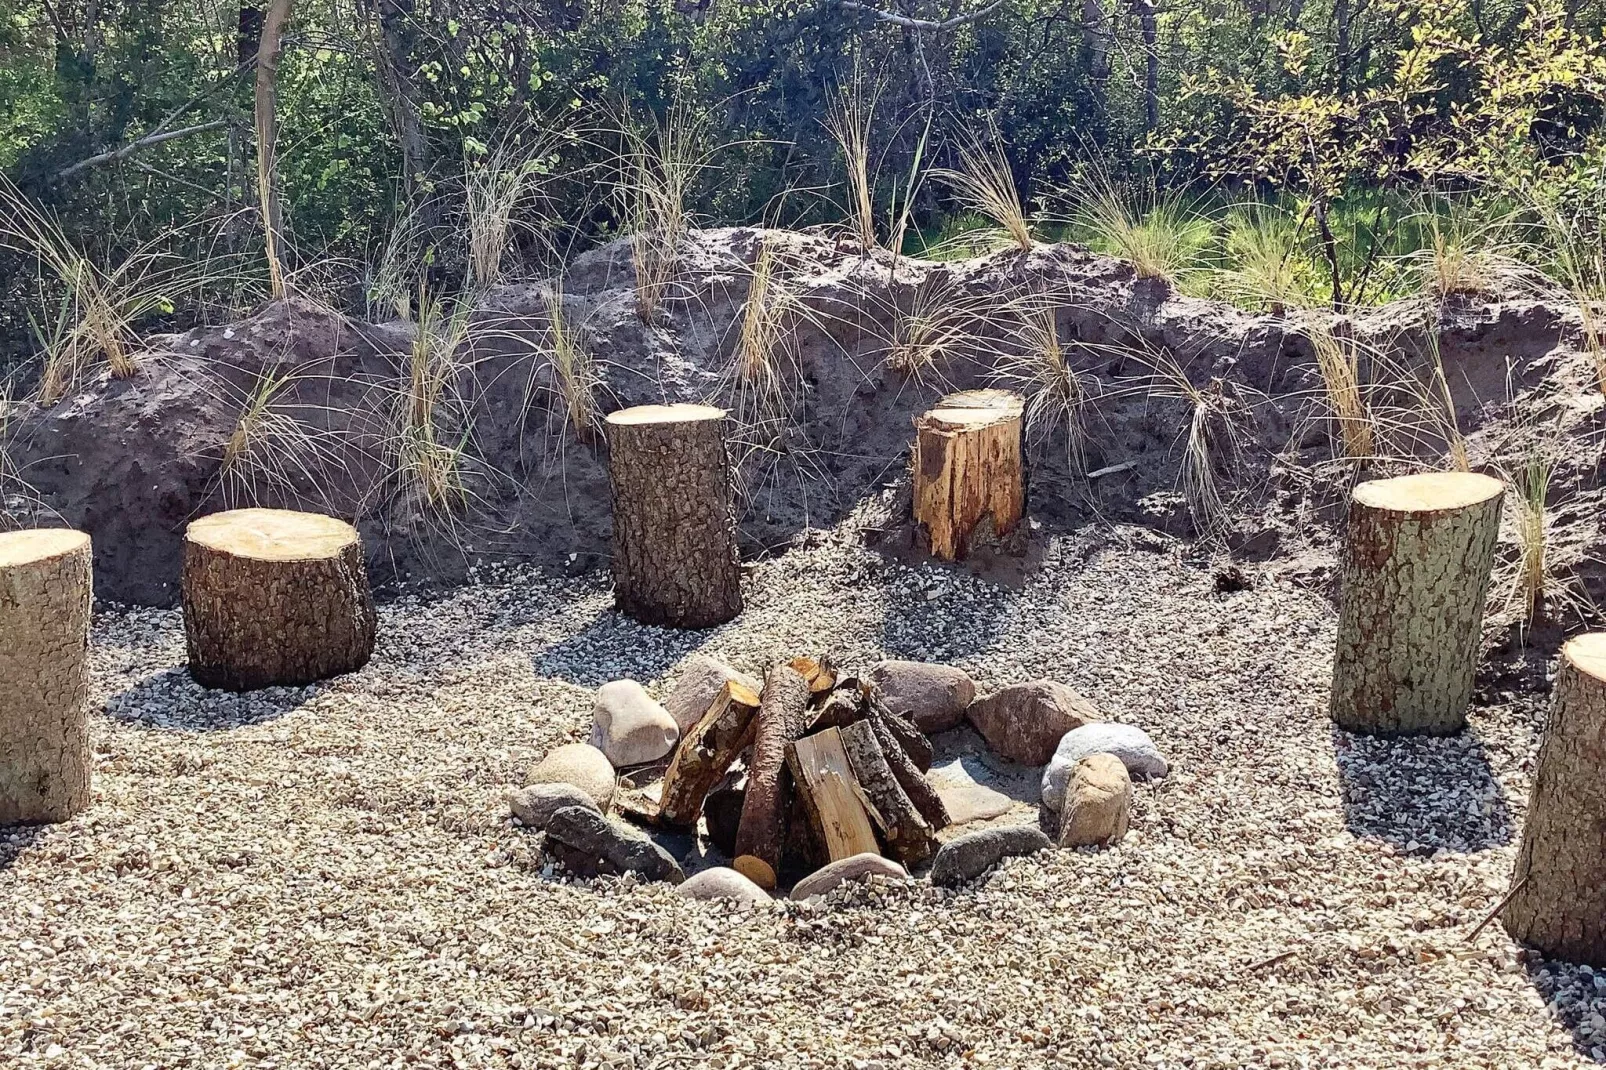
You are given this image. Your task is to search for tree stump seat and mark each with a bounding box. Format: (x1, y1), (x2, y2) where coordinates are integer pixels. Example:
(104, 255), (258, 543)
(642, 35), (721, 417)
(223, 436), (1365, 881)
(0, 528), (93, 824)
(912, 389), (1024, 561)
(182, 508), (376, 691)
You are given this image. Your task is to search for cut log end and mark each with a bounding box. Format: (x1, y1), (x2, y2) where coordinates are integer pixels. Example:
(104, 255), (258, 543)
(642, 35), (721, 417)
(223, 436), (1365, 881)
(732, 854), (777, 890)
(1564, 633), (1606, 684)
(605, 402), (727, 428)
(185, 507), (360, 561)
(1351, 471), (1504, 514)
(0, 528), (91, 567)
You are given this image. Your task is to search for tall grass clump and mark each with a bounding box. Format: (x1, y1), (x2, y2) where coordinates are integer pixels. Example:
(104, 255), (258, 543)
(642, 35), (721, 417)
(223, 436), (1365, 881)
(1531, 193), (1606, 395)
(541, 283), (599, 440)
(1075, 171), (1212, 286)
(617, 104), (708, 322)
(218, 368), (349, 508)
(826, 84), (879, 251)
(992, 292), (1092, 471)
(1299, 316), (1374, 460)
(1412, 202), (1531, 300)
(932, 131), (1031, 253)
(727, 238), (802, 434)
(1218, 204), (1313, 314)
(1134, 346), (1251, 531)
(0, 177), (178, 402)
(392, 285), (471, 513)
(466, 131), (564, 292)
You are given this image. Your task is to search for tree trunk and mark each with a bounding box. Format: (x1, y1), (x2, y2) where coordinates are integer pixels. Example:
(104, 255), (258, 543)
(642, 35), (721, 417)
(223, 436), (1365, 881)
(1502, 634), (1606, 964)
(0, 530), (93, 824)
(605, 404), (743, 628)
(254, 0), (294, 297)
(1132, 0), (1159, 132)
(657, 679), (761, 828)
(786, 728), (881, 864)
(1329, 472), (1504, 735)
(364, 0), (430, 203)
(912, 389), (1024, 561)
(182, 508), (376, 691)
(732, 663), (811, 889)
(839, 718), (936, 866)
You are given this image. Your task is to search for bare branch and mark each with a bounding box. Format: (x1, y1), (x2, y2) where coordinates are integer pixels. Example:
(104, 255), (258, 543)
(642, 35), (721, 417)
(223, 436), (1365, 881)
(56, 121), (230, 180)
(839, 0), (1004, 32)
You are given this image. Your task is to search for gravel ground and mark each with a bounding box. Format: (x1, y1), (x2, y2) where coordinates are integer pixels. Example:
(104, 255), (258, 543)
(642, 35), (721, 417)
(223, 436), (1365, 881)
(1, 525), (1599, 1069)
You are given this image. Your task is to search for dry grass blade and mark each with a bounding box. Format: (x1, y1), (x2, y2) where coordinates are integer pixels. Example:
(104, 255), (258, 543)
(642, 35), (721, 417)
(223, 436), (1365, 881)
(991, 291), (1094, 471)
(880, 277), (982, 386)
(1297, 314), (1374, 461)
(541, 283), (599, 440)
(217, 367), (355, 510)
(725, 237), (801, 438)
(1133, 344), (1251, 532)
(825, 83), (879, 251)
(932, 133), (1031, 254)
(391, 285), (472, 514)
(1410, 205), (1534, 300)
(615, 105), (709, 322)
(466, 131), (565, 292)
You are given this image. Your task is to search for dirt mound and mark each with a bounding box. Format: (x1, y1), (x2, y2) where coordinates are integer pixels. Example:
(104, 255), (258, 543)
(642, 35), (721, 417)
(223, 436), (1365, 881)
(5, 227), (1602, 620)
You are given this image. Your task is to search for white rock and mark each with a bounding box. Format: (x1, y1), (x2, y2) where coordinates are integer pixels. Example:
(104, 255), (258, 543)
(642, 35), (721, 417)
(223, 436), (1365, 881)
(589, 680), (679, 767)
(677, 866), (772, 904)
(529, 743), (616, 810)
(1041, 723), (1168, 811)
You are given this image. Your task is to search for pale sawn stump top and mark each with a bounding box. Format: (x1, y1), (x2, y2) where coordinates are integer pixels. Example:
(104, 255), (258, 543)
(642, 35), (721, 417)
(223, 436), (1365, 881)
(186, 508), (359, 562)
(1351, 471), (1504, 513)
(0, 528), (90, 568)
(1565, 633), (1606, 685)
(922, 389), (1024, 431)
(605, 403), (726, 427)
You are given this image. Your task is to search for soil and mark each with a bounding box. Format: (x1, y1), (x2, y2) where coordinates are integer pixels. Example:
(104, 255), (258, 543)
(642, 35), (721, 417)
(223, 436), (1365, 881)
(6, 228), (1602, 625)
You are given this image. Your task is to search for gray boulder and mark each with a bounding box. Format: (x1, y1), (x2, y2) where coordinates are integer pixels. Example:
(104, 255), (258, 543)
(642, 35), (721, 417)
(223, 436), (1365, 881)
(929, 826), (1052, 887)
(1041, 722), (1167, 811)
(677, 866), (772, 904)
(663, 655), (762, 733)
(509, 783), (599, 830)
(869, 660), (977, 734)
(965, 680), (1099, 765)
(544, 806), (685, 883)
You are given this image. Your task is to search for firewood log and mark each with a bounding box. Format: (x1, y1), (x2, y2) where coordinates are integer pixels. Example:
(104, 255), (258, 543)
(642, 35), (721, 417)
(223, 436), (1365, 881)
(869, 713), (950, 831)
(786, 728), (881, 864)
(657, 680), (762, 828)
(732, 663), (812, 888)
(839, 719), (937, 866)
(869, 697), (934, 772)
(808, 681), (866, 733)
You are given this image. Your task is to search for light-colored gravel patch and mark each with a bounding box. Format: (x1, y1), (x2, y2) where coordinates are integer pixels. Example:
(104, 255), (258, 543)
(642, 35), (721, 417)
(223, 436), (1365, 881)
(0, 529), (1596, 1068)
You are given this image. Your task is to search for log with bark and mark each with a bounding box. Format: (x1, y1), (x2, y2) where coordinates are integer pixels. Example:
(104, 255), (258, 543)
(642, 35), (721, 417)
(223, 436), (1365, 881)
(870, 713), (951, 831)
(605, 404), (743, 628)
(0, 529), (93, 824)
(657, 679), (762, 828)
(868, 694), (934, 772)
(732, 663), (813, 888)
(1329, 472), (1503, 735)
(912, 389), (1025, 561)
(839, 719), (937, 866)
(786, 727), (881, 863)
(1502, 633), (1606, 964)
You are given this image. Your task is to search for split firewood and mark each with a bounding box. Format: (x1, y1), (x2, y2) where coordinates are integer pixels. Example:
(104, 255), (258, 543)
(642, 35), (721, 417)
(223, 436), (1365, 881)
(789, 655), (839, 697)
(732, 663), (813, 889)
(869, 694), (934, 772)
(657, 679), (762, 828)
(613, 786), (663, 826)
(839, 719), (937, 866)
(869, 713), (950, 831)
(807, 680), (866, 733)
(786, 728), (880, 863)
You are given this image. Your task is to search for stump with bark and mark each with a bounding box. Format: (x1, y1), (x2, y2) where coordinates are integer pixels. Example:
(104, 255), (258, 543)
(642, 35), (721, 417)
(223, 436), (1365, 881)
(1329, 472), (1504, 736)
(912, 389), (1024, 561)
(182, 508), (376, 691)
(605, 403), (743, 628)
(0, 529), (93, 824)
(1502, 633), (1606, 964)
